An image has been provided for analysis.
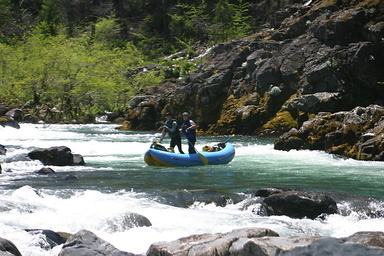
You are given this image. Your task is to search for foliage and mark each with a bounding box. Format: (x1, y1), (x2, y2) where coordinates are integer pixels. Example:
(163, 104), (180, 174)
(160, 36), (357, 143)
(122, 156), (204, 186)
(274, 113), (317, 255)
(0, 21), (163, 121)
(211, 0), (252, 42)
(169, 1), (210, 43)
(0, 0), (256, 121)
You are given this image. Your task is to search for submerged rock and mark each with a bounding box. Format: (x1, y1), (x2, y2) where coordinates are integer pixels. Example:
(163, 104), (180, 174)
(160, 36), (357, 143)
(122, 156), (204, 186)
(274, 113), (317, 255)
(36, 167), (55, 175)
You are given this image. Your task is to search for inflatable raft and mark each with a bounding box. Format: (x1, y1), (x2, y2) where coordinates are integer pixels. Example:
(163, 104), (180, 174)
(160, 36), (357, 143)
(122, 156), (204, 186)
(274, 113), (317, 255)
(144, 142), (235, 167)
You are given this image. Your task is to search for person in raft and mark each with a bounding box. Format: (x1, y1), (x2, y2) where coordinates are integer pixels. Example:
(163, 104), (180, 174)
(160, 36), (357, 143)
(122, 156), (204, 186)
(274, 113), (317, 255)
(159, 112), (184, 154)
(181, 112), (197, 154)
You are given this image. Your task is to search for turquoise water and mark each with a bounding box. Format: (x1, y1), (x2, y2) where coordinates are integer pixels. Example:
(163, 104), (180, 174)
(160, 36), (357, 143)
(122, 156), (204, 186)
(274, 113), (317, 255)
(0, 124), (383, 255)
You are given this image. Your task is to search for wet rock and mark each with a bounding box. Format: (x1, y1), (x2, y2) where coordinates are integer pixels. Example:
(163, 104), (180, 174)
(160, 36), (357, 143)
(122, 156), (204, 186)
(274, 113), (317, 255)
(255, 188), (338, 219)
(0, 115), (20, 129)
(58, 229), (137, 256)
(105, 212), (152, 232)
(28, 146), (85, 166)
(147, 228), (279, 256)
(0, 144), (6, 155)
(25, 229), (67, 250)
(36, 167), (55, 175)
(0, 237), (22, 256)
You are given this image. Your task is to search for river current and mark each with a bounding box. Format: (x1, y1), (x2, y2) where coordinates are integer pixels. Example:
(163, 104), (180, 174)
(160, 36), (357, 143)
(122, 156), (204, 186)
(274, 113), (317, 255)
(0, 124), (383, 255)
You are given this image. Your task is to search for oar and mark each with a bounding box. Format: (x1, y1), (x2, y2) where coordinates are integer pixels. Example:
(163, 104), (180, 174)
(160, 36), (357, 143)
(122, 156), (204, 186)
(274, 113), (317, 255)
(183, 132), (208, 165)
(223, 134), (235, 144)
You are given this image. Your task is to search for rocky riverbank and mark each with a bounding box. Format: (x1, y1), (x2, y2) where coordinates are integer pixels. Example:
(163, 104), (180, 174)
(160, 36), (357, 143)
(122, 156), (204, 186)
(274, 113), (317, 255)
(0, 187), (383, 255)
(3, 228), (384, 256)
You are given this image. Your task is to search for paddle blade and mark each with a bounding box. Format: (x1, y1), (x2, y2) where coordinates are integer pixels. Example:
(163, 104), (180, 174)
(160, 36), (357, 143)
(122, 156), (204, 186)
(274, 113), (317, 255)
(198, 153), (209, 165)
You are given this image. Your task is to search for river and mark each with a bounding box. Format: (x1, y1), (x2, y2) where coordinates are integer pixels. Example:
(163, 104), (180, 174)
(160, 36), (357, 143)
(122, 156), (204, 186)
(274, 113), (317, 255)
(0, 124), (383, 255)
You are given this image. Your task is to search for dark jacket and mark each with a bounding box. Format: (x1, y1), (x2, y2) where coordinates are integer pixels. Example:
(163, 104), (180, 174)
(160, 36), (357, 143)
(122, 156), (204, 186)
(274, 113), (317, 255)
(181, 119), (196, 139)
(164, 119), (181, 139)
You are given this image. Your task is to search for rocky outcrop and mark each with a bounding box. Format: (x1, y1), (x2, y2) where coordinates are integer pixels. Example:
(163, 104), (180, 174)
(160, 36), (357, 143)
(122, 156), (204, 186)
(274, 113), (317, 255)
(147, 229), (384, 256)
(147, 228), (280, 255)
(274, 105), (384, 161)
(119, 0), (384, 161)
(124, 0), (384, 137)
(252, 187), (338, 219)
(28, 146), (85, 166)
(58, 230), (137, 256)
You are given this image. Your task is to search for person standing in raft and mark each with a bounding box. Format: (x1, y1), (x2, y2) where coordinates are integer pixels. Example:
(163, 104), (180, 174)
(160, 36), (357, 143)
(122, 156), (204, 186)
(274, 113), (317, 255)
(181, 112), (197, 154)
(159, 112), (184, 154)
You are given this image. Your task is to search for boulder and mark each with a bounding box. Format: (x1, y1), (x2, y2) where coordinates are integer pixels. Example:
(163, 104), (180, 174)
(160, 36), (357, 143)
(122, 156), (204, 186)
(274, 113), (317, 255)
(0, 237), (22, 256)
(105, 212), (152, 232)
(344, 231), (384, 250)
(254, 188), (338, 219)
(284, 92), (341, 113)
(28, 146), (85, 166)
(25, 229), (68, 250)
(279, 236), (384, 256)
(147, 229), (384, 256)
(0, 115), (20, 129)
(58, 230), (137, 256)
(147, 228), (279, 256)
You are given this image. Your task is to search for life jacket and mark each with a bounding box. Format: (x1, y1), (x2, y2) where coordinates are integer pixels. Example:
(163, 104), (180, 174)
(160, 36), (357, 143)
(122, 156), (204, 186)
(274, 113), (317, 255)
(165, 119), (181, 139)
(181, 120), (196, 139)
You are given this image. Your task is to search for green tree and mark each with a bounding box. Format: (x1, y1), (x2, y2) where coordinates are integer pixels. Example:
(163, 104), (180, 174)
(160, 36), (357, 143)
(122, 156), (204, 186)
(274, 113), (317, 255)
(169, 1), (210, 43)
(211, 0), (251, 42)
(38, 0), (61, 35)
(0, 23), (163, 121)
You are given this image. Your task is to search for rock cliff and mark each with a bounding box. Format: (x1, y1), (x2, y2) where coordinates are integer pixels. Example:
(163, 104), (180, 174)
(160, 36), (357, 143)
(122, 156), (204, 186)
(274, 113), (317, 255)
(123, 0), (384, 160)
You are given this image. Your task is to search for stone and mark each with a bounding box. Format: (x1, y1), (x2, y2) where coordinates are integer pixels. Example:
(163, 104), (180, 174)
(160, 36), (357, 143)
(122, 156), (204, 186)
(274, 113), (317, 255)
(256, 188), (338, 219)
(147, 228), (279, 256)
(59, 230), (136, 256)
(0, 144), (6, 155)
(25, 229), (67, 250)
(0, 237), (22, 256)
(28, 146), (85, 166)
(36, 167), (55, 175)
